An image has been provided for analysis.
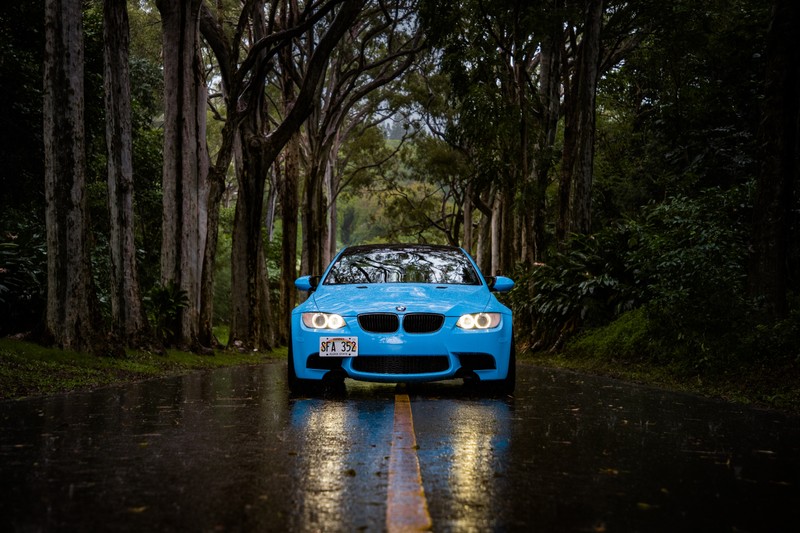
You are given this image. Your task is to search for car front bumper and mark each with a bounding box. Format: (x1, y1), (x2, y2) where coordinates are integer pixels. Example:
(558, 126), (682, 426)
(291, 315), (513, 383)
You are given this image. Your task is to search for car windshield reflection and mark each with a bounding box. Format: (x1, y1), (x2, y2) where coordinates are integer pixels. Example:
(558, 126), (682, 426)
(323, 245), (481, 285)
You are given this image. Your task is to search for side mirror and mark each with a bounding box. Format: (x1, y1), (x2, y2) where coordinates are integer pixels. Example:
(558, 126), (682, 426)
(488, 275), (514, 293)
(295, 275), (320, 292)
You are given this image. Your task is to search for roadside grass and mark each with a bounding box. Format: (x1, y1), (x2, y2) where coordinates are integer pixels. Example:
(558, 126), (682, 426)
(517, 307), (800, 413)
(3, 334), (797, 413)
(0, 338), (286, 401)
(519, 349), (800, 414)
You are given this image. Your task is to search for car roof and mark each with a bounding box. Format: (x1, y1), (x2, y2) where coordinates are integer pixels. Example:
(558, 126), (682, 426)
(339, 243), (464, 256)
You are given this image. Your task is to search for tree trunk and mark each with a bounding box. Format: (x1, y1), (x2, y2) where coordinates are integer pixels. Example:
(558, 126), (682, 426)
(229, 1), (273, 352)
(198, 4), (239, 349)
(104, 0), (147, 346)
(301, 161), (328, 276)
(463, 184), (473, 253)
(197, 0), (363, 348)
(277, 0), (300, 343)
(43, 0), (102, 353)
(529, 24), (562, 260)
(199, 124), (234, 347)
(558, 0), (603, 240)
(328, 156), (340, 264)
(279, 134), (300, 342)
(156, 0), (209, 349)
(748, 0), (800, 319)
(490, 189), (501, 276)
(230, 131), (274, 351)
(476, 189), (493, 273)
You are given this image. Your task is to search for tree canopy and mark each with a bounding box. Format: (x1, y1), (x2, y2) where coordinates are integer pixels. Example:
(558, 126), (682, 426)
(0, 0), (797, 378)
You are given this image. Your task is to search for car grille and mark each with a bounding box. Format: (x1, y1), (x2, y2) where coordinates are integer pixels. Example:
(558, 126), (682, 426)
(358, 313), (444, 334)
(402, 313), (444, 333)
(358, 313), (399, 333)
(351, 356), (449, 375)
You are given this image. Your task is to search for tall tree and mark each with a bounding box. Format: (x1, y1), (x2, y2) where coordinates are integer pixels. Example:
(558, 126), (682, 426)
(300, 0), (423, 275)
(421, 0), (565, 270)
(43, 0), (101, 352)
(200, 0), (365, 350)
(156, 0), (210, 349)
(748, 0), (800, 318)
(104, 0), (148, 345)
(228, 0), (274, 351)
(558, 0), (604, 239)
(277, 0), (301, 346)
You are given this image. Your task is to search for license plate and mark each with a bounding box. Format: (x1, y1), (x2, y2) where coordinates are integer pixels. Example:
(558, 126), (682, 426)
(319, 336), (358, 357)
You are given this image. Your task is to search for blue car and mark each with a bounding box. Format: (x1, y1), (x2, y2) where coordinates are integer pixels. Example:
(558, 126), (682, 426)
(289, 244), (515, 394)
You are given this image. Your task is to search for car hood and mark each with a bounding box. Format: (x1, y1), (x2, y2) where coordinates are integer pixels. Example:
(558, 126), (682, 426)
(306, 283), (492, 316)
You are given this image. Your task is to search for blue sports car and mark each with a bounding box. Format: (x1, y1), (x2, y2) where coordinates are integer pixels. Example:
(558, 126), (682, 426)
(289, 243), (515, 394)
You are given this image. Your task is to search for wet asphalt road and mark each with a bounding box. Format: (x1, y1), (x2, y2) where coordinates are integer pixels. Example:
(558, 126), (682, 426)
(1, 362), (799, 532)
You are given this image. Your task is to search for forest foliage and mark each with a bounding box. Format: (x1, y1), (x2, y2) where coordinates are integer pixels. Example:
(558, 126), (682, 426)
(0, 0), (797, 379)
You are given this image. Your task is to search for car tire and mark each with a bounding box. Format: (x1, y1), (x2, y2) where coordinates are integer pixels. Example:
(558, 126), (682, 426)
(499, 340), (516, 394)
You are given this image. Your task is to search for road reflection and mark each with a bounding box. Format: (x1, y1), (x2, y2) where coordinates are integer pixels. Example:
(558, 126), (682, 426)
(1, 363), (798, 532)
(287, 384), (395, 532)
(405, 383), (513, 531)
(290, 399), (359, 530)
(0, 365), (298, 531)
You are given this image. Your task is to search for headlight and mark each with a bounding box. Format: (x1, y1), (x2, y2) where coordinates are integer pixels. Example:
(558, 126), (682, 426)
(456, 312), (501, 330)
(302, 312), (346, 330)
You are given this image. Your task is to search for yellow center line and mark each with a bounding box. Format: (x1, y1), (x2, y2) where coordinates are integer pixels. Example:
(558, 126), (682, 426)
(386, 393), (432, 532)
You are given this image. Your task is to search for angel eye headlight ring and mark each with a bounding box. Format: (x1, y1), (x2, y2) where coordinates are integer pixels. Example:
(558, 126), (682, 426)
(302, 312), (346, 330)
(456, 312), (501, 330)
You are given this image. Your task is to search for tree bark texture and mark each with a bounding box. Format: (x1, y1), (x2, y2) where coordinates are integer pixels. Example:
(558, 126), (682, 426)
(230, 133), (274, 350)
(277, 0), (300, 344)
(558, 0), (603, 241)
(43, 0), (101, 352)
(198, 4), (244, 348)
(748, 0), (800, 318)
(228, 0), (274, 351)
(528, 23), (562, 260)
(463, 184), (473, 253)
(278, 135), (300, 344)
(301, 159), (328, 276)
(104, 0), (147, 345)
(156, 0), (210, 348)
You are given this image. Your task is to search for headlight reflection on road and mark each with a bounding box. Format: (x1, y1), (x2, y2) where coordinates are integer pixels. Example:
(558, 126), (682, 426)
(439, 401), (511, 531)
(288, 395), (393, 532)
(290, 400), (352, 530)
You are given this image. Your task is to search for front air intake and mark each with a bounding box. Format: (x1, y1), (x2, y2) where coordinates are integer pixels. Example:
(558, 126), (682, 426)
(352, 356), (450, 374)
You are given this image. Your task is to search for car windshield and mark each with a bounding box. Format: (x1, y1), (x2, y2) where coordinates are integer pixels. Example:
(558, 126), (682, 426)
(323, 246), (482, 285)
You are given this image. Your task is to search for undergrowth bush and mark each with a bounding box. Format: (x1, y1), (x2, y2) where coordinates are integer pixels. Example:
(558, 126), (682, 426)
(509, 225), (642, 350)
(514, 186), (760, 369)
(0, 213), (47, 336)
(566, 307), (655, 361)
(143, 282), (189, 346)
